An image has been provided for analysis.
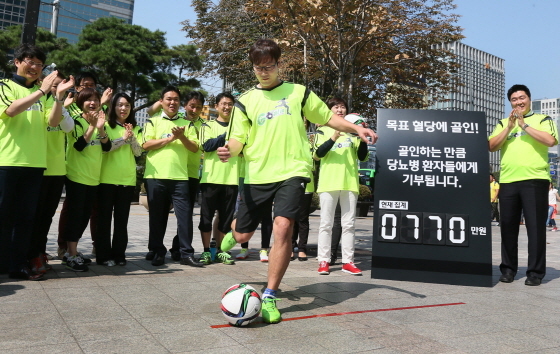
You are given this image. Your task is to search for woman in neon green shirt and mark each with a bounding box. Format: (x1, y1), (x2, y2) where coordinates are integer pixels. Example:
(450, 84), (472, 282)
(96, 93), (143, 266)
(62, 88), (111, 272)
(315, 97), (368, 276)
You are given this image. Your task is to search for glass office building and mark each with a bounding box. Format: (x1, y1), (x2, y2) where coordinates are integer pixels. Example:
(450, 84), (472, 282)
(0, 1), (134, 44)
(429, 42), (505, 173)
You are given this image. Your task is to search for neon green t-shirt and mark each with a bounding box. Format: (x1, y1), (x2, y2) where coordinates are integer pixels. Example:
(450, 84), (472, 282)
(143, 113), (198, 180)
(0, 78), (51, 168)
(228, 82), (332, 184)
(66, 115), (104, 186)
(187, 117), (204, 179)
(489, 112), (558, 183)
(100, 123), (143, 186)
(200, 119), (239, 185)
(315, 126), (367, 193)
(44, 96), (67, 176)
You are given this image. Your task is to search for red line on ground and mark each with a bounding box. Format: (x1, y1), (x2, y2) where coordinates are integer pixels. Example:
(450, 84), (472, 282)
(211, 302), (466, 328)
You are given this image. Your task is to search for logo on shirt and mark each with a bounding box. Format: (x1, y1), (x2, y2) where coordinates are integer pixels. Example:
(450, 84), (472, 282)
(506, 130), (527, 140)
(256, 98), (291, 126)
(160, 133), (173, 139)
(46, 126), (62, 132)
(331, 137), (353, 150)
(26, 101), (42, 112)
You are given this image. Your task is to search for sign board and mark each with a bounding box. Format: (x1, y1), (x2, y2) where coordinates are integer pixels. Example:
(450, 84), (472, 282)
(372, 109), (492, 287)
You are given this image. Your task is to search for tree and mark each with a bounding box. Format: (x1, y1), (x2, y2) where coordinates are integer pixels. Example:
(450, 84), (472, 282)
(183, 0), (282, 93)
(0, 25), (73, 75)
(185, 0), (463, 123)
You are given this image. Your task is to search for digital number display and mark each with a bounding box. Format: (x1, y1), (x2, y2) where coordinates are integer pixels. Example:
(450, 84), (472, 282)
(378, 210), (469, 247)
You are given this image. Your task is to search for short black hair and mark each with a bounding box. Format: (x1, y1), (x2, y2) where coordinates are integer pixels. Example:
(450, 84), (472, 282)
(215, 92), (235, 105)
(76, 71), (98, 87)
(507, 84), (531, 101)
(184, 91), (205, 106)
(326, 96), (349, 111)
(160, 85), (181, 100)
(75, 87), (101, 110)
(249, 39), (281, 65)
(14, 43), (46, 63)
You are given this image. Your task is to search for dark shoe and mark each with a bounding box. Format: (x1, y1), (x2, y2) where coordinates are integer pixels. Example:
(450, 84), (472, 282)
(180, 255), (204, 267)
(9, 266), (44, 281)
(145, 251), (155, 261)
(298, 256), (308, 261)
(525, 276), (541, 286)
(329, 254), (337, 266)
(499, 273), (514, 283)
(151, 254), (165, 266)
(170, 250), (181, 262)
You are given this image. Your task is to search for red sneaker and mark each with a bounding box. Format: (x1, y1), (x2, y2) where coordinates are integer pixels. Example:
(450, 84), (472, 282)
(41, 254), (53, 271)
(30, 257), (47, 274)
(318, 261), (330, 275)
(342, 262), (362, 275)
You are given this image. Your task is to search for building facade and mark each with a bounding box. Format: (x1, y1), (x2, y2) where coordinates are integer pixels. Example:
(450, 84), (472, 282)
(0, 1), (134, 43)
(429, 42), (505, 173)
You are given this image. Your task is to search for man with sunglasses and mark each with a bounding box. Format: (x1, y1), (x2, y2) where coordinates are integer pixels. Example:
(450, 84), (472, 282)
(217, 39), (377, 323)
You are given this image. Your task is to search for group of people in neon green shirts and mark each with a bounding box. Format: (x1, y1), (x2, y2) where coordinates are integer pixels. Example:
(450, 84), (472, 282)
(0, 40), (378, 324)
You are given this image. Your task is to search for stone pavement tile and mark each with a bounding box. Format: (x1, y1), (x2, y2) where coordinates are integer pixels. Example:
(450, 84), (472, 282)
(44, 286), (109, 300)
(216, 322), (306, 344)
(49, 292), (120, 310)
(104, 288), (175, 306)
(0, 278), (44, 290)
(67, 318), (149, 342)
(307, 329), (384, 352)
(439, 329), (555, 353)
(123, 301), (193, 319)
(58, 305), (134, 324)
(39, 276), (100, 289)
(93, 274), (151, 287)
(79, 334), (169, 354)
(0, 298), (58, 314)
(2, 342), (83, 354)
(0, 324), (75, 350)
(154, 328), (237, 352)
(391, 341), (467, 354)
(242, 338), (334, 354)
(178, 344), (253, 354)
(524, 325), (560, 345)
(402, 317), (503, 340)
(137, 314), (211, 334)
(0, 310), (65, 330)
(308, 290), (358, 303)
(374, 333), (447, 350)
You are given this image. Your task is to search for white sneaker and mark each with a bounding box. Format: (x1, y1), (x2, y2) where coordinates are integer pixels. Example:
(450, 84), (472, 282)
(236, 248), (250, 260)
(260, 249), (268, 262)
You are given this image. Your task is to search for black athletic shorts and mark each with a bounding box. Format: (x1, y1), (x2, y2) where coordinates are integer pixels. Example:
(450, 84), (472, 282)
(235, 177), (308, 233)
(198, 183), (238, 233)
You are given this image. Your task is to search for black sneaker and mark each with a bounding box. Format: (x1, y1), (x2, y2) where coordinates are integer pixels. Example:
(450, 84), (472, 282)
(65, 255), (89, 272)
(77, 252), (92, 265)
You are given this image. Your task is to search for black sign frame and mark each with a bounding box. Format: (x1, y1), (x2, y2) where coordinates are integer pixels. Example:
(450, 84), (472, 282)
(372, 109), (492, 287)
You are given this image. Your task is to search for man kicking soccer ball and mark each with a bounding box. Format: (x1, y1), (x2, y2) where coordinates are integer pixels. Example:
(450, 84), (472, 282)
(217, 39), (377, 324)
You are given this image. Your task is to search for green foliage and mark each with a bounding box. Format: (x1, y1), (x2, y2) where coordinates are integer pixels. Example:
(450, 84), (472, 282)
(358, 184), (372, 201)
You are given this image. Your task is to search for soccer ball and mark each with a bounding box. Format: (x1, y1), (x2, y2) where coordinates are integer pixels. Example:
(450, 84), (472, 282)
(221, 284), (262, 326)
(344, 113), (367, 128)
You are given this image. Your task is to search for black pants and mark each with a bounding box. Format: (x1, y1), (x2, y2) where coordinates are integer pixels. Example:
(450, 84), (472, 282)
(198, 184), (238, 233)
(62, 178), (97, 243)
(146, 178), (193, 257)
(96, 184), (135, 263)
(240, 207), (272, 249)
(28, 175), (65, 259)
(0, 167), (43, 273)
(491, 202), (500, 222)
(171, 178), (199, 253)
(292, 193), (313, 252)
(499, 179), (548, 279)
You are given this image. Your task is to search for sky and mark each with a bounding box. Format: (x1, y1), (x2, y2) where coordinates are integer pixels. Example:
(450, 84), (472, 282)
(133, 0), (560, 101)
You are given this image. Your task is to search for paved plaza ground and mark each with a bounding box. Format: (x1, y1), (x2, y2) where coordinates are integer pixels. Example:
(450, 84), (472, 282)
(1, 203), (560, 353)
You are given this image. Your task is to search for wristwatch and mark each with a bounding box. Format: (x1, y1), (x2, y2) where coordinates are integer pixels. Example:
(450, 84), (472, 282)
(522, 123), (530, 130)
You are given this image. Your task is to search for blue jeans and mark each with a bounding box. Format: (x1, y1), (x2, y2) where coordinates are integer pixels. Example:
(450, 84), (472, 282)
(547, 205), (556, 227)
